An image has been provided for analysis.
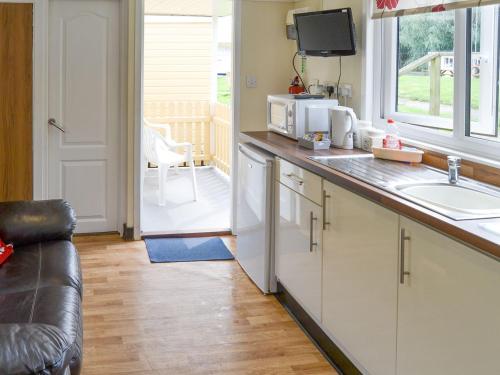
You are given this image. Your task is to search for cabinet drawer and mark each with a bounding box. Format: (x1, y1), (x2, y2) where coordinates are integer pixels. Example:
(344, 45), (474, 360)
(277, 158), (322, 205)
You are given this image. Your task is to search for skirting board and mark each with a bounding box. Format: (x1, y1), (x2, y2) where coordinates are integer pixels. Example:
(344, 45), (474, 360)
(275, 282), (362, 375)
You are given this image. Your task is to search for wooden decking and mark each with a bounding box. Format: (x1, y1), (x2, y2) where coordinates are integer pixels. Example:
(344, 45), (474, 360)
(76, 235), (337, 375)
(142, 167), (230, 234)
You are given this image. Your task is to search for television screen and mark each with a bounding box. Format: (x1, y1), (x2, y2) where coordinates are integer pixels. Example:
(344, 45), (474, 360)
(294, 8), (356, 57)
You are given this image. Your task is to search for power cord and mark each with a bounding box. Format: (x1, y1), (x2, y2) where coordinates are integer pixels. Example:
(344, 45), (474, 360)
(336, 56), (342, 98)
(293, 52), (309, 94)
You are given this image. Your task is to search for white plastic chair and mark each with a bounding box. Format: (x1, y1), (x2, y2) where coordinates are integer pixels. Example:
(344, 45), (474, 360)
(143, 120), (198, 205)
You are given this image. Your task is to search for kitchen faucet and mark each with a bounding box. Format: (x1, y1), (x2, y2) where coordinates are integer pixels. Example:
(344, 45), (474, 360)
(447, 156), (461, 184)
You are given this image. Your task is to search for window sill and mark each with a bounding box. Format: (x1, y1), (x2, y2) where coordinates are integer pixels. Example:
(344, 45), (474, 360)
(373, 118), (500, 167)
(401, 137), (500, 169)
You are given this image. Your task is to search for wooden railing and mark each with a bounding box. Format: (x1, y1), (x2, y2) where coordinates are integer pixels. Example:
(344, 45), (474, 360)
(399, 52), (452, 116)
(144, 101), (231, 174)
(212, 103), (231, 175)
(399, 52), (483, 116)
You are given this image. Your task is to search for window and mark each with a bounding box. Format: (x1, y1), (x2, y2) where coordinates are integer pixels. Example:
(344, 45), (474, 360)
(467, 6), (500, 141)
(375, 6), (500, 160)
(396, 11), (455, 128)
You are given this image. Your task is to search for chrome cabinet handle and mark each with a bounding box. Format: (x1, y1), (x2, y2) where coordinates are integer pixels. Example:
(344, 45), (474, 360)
(309, 211), (318, 252)
(48, 118), (65, 132)
(400, 228), (411, 284)
(322, 190), (331, 230)
(284, 172), (304, 186)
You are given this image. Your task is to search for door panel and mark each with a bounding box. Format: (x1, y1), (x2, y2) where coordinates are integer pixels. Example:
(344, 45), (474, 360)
(62, 161), (107, 219)
(275, 182), (322, 322)
(397, 217), (500, 375)
(48, 0), (120, 233)
(236, 149), (272, 293)
(64, 13), (108, 145)
(322, 182), (399, 375)
(0, 4), (33, 201)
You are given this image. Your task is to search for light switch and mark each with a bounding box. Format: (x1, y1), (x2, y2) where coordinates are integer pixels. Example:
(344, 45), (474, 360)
(246, 75), (257, 88)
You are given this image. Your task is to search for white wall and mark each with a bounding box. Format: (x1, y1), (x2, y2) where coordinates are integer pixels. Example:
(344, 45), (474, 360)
(237, 0), (366, 134)
(292, 0), (365, 117)
(239, 0), (296, 131)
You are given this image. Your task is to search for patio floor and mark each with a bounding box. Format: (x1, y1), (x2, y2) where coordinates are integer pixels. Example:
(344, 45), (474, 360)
(142, 166), (231, 234)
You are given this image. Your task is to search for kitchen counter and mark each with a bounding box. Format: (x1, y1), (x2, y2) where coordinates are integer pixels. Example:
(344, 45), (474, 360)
(240, 131), (500, 260)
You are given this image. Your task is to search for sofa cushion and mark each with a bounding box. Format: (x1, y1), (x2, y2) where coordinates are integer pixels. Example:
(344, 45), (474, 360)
(0, 200), (76, 247)
(0, 323), (73, 375)
(0, 240), (82, 298)
(0, 286), (81, 335)
(0, 286), (82, 375)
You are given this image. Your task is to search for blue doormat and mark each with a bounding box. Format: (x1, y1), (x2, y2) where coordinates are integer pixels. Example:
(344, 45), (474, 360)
(144, 237), (234, 263)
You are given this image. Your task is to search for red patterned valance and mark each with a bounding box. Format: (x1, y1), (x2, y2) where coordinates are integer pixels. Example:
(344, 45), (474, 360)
(373, 0), (500, 19)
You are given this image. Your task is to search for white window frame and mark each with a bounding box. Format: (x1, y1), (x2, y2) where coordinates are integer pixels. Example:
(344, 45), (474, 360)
(371, 8), (500, 163)
(468, 6), (499, 138)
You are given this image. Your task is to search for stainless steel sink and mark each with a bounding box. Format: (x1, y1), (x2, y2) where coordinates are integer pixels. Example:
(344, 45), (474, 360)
(308, 154), (500, 220)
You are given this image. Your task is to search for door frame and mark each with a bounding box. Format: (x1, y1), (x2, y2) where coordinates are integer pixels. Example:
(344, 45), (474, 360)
(132, 0), (242, 239)
(230, 0), (242, 235)
(27, 0), (130, 234)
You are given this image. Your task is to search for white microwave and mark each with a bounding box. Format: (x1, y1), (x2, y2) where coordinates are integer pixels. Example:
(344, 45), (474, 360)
(267, 95), (338, 139)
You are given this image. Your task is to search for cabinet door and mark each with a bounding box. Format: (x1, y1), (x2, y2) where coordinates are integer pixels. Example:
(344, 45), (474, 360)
(322, 181), (399, 375)
(275, 182), (323, 322)
(397, 217), (500, 375)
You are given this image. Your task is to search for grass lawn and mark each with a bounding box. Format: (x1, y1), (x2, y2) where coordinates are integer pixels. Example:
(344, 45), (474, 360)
(398, 75), (480, 109)
(397, 104), (454, 119)
(218, 75), (231, 105)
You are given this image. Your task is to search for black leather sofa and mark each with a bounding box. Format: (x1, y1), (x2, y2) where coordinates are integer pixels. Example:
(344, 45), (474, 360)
(0, 200), (82, 375)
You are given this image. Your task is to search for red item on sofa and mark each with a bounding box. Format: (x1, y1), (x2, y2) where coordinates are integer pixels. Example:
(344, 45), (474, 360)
(0, 239), (13, 265)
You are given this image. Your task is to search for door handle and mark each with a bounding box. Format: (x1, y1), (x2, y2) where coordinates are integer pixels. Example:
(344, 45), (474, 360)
(322, 190), (331, 230)
(284, 172), (304, 186)
(400, 228), (411, 284)
(309, 211), (318, 252)
(48, 118), (65, 132)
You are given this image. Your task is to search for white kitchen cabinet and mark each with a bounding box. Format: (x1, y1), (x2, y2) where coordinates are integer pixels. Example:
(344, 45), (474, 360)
(322, 181), (399, 375)
(275, 182), (323, 322)
(397, 217), (500, 375)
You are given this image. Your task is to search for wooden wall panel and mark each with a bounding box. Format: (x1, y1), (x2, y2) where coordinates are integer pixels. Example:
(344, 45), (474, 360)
(143, 20), (213, 103)
(0, 3), (33, 201)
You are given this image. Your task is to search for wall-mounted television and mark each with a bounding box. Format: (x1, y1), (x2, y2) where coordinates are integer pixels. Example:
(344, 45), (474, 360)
(294, 8), (356, 57)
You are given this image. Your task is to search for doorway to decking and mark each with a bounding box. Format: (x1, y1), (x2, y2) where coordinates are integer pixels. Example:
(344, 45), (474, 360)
(141, 0), (233, 235)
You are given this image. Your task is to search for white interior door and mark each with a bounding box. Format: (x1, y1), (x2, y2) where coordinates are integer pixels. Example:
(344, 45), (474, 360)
(48, 0), (120, 233)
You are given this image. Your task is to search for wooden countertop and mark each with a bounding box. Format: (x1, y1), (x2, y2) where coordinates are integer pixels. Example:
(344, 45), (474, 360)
(240, 131), (500, 261)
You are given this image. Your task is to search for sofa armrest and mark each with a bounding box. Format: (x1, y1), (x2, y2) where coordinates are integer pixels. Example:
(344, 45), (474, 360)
(0, 323), (74, 375)
(0, 200), (76, 247)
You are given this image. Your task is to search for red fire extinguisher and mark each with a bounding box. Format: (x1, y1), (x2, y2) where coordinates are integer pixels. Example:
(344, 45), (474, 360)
(288, 76), (305, 94)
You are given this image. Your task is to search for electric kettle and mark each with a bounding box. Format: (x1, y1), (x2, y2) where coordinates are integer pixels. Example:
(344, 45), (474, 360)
(330, 106), (358, 149)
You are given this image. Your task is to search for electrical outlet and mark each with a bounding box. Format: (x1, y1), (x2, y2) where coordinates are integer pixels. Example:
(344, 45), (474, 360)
(326, 85), (335, 98)
(340, 84), (352, 98)
(246, 75), (257, 88)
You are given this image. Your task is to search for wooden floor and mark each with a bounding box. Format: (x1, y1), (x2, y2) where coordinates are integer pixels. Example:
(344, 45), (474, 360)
(75, 235), (337, 375)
